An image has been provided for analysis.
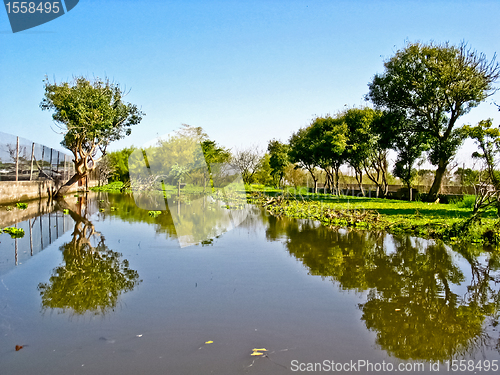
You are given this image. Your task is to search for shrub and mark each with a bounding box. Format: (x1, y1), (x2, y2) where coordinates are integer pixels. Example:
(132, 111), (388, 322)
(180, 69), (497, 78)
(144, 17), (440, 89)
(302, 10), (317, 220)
(454, 195), (476, 209)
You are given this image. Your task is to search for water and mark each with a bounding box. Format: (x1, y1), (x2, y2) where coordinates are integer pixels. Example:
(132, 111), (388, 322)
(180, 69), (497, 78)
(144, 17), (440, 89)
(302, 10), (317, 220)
(0, 193), (499, 374)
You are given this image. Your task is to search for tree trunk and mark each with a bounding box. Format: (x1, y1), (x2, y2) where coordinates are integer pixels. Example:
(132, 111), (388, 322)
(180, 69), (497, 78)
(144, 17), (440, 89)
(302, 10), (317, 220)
(334, 165), (340, 196)
(354, 167), (365, 196)
(427, 160), (447, 201)
(306, 168), (318, 194)
(55, 173), (85, 198)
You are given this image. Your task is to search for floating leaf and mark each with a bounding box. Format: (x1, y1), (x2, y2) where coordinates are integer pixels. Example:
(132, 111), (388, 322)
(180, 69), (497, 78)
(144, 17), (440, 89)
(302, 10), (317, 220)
(2, 227), (25, 238)
(15, 345), (23, 351)
(148, 210), (162, 218)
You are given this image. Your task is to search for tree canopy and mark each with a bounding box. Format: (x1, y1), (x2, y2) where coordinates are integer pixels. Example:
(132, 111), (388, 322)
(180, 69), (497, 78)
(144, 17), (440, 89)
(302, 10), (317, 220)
(40, 76), (144, 196)
(367, 41), (500, 200)
(267, 139), (290, 188)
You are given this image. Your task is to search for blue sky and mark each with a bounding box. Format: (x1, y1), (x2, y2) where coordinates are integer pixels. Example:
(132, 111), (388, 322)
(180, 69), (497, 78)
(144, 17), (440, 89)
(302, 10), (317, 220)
(1, 0), (499, 168)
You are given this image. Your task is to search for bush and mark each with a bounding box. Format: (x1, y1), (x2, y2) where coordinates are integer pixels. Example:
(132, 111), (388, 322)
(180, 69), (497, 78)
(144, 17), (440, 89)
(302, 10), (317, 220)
(455, 195), (476, 209)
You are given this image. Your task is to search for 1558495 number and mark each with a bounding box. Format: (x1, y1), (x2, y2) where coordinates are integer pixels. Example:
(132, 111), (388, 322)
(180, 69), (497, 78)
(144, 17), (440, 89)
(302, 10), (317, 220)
(444, 360), (498, 372)
(5, 2), (61, 14)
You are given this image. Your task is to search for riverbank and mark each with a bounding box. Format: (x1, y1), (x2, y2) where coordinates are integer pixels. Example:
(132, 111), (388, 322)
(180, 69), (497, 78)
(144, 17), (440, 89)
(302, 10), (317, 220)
(90, 182), (499, 246)
(255, 192), (499, 246)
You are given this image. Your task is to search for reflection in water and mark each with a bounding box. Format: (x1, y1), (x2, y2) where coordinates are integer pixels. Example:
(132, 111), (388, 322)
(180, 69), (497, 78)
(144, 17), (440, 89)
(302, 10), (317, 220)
(98, 192), (251, 248)
(0, 200), (74, 276)
(127, 127), (251, 247)
(265, 215), (500, 361)
(37, 203), (141, 315)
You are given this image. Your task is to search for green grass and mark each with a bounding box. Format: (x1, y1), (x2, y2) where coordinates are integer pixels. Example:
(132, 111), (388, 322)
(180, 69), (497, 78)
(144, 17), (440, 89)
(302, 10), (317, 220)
(253, 191), (499, 246)
(91, 182), (500, 245)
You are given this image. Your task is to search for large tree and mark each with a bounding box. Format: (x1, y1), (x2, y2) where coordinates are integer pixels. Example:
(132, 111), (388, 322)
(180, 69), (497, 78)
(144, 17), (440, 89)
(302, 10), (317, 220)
(40, 76), (144, 196)
(373, 111), (429, 200)
(343, 107), (379, 196)
(201, 139), (231, 190)
(368, 42), (500, 201)
(307, 116), (347, 194)
(288, 126), (321, 193)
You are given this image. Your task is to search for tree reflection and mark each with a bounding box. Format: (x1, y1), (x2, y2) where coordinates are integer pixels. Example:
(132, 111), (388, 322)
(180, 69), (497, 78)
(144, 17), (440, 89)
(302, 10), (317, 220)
(267, 216), (500, 360)
(38, 205), (141, 315)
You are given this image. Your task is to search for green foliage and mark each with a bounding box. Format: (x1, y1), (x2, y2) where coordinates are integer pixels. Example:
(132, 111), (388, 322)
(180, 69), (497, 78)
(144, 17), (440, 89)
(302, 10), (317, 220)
(289, 126), (321, 191)
(454, 195), (476, 209)
(16, 202), (28, 209)
(255, 192), (500, 244)
(1, 227), (25, 238)
(368, 41), (500, 200)
(168, 163), (190, 184)
(90, 181), (126, 192)
(374, 111), (429, 199)
(40, 76), (144, 181)
(38, 244), (140, 315)
(464, 119), (500, 187)
(201, 140), (231, 170)
(343, 108), (378, 170)
(37, 209), (140, 315)
(454, 168), (481, 187)
(107, 146), (136, 182)
(148, 210), (162, 218)
(267, 139), (290, 187)
(252, 153), (274, 186)
(128, 124), (212, 188)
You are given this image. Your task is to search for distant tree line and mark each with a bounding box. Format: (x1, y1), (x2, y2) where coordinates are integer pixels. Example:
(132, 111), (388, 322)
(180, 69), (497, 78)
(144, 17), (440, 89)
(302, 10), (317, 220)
(80, 41), (500, 202)
(266, 41), (500, 201)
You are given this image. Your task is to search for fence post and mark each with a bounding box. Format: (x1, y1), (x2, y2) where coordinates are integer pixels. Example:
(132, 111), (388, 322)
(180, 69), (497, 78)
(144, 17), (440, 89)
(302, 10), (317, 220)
(30, 142), (35, 181)
(50, 148), (53, 178)
(15, 223), (18, 265)
(29, 219), (33, 256)
(41, 146), (45, 177)
(15, 136), (19, 181)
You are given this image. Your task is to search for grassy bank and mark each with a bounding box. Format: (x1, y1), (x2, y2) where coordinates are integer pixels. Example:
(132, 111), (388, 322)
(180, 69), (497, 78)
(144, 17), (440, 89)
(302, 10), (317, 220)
(253, 191), (499, 246)
(92, 182), (499, 245)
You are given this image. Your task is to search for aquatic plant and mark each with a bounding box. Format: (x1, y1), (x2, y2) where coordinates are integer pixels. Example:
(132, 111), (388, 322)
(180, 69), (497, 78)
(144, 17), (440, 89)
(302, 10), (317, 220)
(254, 192), (500, 245)
(1, 227), (25, 238)
(148, 210), (162, 218)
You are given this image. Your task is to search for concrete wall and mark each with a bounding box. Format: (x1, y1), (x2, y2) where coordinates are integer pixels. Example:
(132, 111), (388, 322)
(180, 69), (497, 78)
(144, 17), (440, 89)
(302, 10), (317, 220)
(0, 197), (56, 228)
(0, 180), (99, 205)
